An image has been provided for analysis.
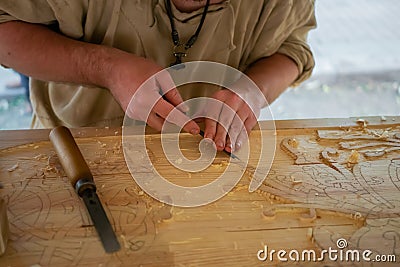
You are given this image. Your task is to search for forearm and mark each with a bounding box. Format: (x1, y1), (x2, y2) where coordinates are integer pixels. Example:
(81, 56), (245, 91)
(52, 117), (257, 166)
(245, 53), (299, 104)
(0, 21), (131, 89)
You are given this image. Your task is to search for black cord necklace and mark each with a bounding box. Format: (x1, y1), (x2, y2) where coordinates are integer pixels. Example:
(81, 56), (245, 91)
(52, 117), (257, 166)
(165, 0), (211, 68)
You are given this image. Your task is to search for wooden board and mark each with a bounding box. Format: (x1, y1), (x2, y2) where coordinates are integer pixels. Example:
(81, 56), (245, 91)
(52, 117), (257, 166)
(0, 121), (400, 266)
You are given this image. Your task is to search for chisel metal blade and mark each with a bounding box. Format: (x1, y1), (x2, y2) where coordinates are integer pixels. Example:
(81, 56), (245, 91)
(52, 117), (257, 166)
(82, 189), (121, 253)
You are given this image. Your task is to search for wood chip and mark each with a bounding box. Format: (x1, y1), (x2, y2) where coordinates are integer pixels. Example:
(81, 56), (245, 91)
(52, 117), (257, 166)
(356, 118), (367, 128)
(262, 207), (276, 219)
(7, 163), (19, 172)
(306, 228), (313, 240)
(120, 235), (130, 249)
(287, 138), (299, 148)
(290, 175), (302, 185)
(299, 208), (317, 222)
(347, 150), (360, 164)
(353, 212), (362, 220)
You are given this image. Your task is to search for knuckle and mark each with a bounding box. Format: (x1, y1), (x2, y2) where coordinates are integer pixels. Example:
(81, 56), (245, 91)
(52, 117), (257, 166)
(229, 123), (241, 134)
(230, 93), (241, 103)
(168, 89), (178, 98)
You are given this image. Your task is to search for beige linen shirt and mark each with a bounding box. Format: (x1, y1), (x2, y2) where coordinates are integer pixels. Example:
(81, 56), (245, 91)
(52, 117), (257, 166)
(0, 0), (316, 128)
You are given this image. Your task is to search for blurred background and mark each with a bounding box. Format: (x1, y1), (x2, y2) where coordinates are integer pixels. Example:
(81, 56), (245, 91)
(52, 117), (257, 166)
(0, 0), (399, 129)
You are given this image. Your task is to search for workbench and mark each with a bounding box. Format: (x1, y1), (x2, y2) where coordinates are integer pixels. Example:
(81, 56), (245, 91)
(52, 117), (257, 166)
(0, 117), (399, 266)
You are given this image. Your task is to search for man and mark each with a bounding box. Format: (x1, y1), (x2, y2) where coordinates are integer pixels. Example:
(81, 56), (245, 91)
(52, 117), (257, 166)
(0, 0), (315, 153)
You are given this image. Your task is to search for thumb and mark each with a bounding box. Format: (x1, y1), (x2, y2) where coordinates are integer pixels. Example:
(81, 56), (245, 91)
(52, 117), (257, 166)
(157, 71), (189, 113)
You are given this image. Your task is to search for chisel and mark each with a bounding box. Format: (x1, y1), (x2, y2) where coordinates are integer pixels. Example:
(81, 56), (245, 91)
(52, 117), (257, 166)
(49, 126), (121, 253)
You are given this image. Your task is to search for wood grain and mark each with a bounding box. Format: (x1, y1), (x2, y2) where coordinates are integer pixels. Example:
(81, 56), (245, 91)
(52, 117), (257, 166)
(0, 118), (399, 266)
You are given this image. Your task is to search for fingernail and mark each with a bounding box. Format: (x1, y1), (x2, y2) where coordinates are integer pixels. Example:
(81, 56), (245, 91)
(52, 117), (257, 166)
(228, 143), (234, 152)
(225, 145), (233, 153)
(191, 128), (199, 135)
(235, 141), (242, 150)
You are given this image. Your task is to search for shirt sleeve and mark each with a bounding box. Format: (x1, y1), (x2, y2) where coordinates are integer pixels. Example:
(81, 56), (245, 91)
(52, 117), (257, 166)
(0, 0), (88, 39)
(244, 0), (316, 86)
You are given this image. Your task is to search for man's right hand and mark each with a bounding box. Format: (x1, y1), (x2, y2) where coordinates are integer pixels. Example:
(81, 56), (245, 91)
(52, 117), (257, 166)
(107, 55), (200, 134)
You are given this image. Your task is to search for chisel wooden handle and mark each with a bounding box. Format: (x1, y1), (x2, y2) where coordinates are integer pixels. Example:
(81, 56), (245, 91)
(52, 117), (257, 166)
(49, 126), (96, 196)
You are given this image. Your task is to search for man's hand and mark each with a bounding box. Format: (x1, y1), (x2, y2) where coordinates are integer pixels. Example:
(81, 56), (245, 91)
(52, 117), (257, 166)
(203, 86), (262, 153)
(107, 56), (200, 134)
(202, 54), (300, 152)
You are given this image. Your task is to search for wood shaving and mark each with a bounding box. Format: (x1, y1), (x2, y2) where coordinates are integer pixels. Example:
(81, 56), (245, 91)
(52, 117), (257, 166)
(306, 228), (313, 241)
(347, 150), (360, 164)
(353, 212), (362, 220)
(33, 154), (48, 161)
(356, 118), (367, 128)
(299, 208), (317, 222)
(120, 235), (130, 249)
(7, 163), (19, 172)
(287, 138), (299, 148)
(212, 162), (226, 169)
(158, 206), (173, 221)
(262, 208), (276, 220)
(290, 175), (302, 185)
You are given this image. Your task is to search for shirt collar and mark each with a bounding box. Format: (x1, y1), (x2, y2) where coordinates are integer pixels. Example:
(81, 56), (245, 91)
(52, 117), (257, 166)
(159, 0), (230, 23)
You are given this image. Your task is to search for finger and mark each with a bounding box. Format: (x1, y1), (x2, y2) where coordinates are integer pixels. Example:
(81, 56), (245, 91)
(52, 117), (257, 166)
(214, 94), (242, 151)
(153, 98), (200, 135)
(157, 71), (189, 113)
(225, 114), (245, 153)
(204, 99), (224, 141)
(163, 88), (189, 113)
(204, 118), (218, 145)
(146, 112), (165, 131)
(229, 105), (254, 150)
(225, 135), (232, 153)
(236, 115), (257, 151)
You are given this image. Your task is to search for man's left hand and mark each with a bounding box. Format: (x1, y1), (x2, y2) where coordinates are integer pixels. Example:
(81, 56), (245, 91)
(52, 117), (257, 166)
(203, 88), (261, 153)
